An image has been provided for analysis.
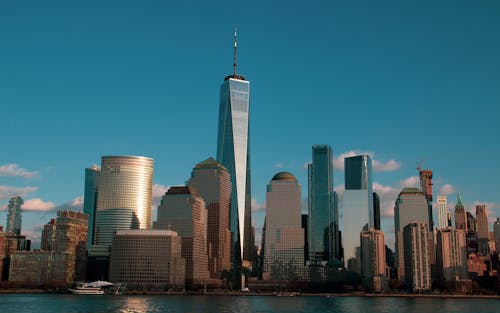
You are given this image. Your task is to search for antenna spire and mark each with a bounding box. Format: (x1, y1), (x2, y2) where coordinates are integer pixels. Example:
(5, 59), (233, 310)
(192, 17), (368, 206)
(233, 27), (237, 75)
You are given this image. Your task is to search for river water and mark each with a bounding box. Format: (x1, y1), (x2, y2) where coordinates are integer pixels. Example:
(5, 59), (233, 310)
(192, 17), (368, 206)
(0, 294), (499, 313)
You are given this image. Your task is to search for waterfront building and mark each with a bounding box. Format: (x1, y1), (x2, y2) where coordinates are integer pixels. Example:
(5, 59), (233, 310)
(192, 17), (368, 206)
(154, 186), (209, 288)
(403, 222), (431, 292)
(0, 232), (30, 281)
(109, 230), (185, 290)
(83, 165), (100, 250)
(454, 193), (467, 231)
(343, 154), (373, 273)
(436, 228), (467, 283)
(188, 157), (232, 279)
(263, 172), (306, 281)
(216, 30), (252, 274)
(467, 253), (488, 279)
(437, 196), (448, 230)
(8, 251), (68, 286)
(92, 155), (153, 254)
(466, 212), (478, 255)
(307, 145), (339, 263)
(360, 228), (387, 291)
(475, 205), (489, 256)
(394, 187), (430, 281)
(6, 196), (23, 235)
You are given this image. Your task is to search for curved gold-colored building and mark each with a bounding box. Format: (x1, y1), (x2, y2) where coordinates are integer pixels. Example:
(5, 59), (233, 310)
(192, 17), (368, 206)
(96, 156), (154, 231)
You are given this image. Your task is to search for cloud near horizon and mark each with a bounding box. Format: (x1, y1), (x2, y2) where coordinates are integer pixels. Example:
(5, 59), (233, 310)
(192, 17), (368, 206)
(333, 150), (401, 173)
(0, 185), (38, 201)
(0, 163), (39, 178)
(251, 198), (266, 212)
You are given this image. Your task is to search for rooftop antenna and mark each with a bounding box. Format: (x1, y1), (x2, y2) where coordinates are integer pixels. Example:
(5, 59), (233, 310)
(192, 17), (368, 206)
(233, 27), (238, 75)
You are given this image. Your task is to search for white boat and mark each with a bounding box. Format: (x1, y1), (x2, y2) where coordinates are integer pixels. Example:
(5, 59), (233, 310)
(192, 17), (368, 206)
(68, 281), (114, 295)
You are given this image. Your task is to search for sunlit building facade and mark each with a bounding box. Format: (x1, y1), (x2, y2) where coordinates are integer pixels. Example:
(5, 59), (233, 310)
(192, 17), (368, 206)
(436, 228), (467, 283)
(454, 193), (467, 231)
(83, 165), (100, 250)
(437, 196), (448, 230)
(343, 154), (373, 273)
(403, 222), (431, 292)
(475, 204), (489, 256)
(216, 71), (252, 270)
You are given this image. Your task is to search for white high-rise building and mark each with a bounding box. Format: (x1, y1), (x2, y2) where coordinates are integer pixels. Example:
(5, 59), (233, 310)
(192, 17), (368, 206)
(437, 196), (448, 229)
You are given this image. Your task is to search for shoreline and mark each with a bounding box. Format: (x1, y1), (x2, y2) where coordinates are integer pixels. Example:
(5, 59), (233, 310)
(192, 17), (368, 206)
(1, 289), (499, 299)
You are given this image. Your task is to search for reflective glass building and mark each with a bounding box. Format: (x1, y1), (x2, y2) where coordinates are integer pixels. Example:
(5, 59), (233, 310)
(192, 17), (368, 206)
(83, 165), (100, 249)
(307, 145), (339, 263)
(217, 72), (252, 267)
(6, 196), (23, 235)
(342, 155), (373, 272)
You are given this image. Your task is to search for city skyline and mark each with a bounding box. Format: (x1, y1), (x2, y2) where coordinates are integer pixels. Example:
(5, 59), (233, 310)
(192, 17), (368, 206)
(1, 1), (500, 251)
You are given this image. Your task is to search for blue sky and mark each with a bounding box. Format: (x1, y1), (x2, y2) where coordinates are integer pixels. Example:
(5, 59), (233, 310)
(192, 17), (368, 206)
(1, 0), (499, 249)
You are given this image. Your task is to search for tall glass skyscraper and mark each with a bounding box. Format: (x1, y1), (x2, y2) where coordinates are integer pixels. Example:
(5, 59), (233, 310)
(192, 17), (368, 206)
(343, 155), (373, 273)
(83, 165), (100, 249)
(307, 145), (339, 263)
(216, 31), (252, 271)
(6, 196), (23, 235)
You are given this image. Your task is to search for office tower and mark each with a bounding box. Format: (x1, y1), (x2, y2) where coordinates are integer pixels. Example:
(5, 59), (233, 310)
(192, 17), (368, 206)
(418, 167), (434, 231)
(447, 210), (452, 227)
(109, 230), (185, 290)
(360, 228), (386, 291)
(154, 186), (209, 288)
(437, 196), (448, 229)
(494, 218), (500, 253)
(92, 156), (154, 253)
(83, 165), (100, 250)
(373, 193), (381, 230)
(394, 188), (429, 281)
(307, 145), (338, 263)
(263, 172), (306, 280)
(454, 193), (467, 231)
(216, 30), (252, 273)
(475, 205), (489, 256)
(465, 211), (478, 255)
(188, 157), (232, 279)
(41, 219), (57, 251)
(343, 154), (373, 273)
(403, 222), (431, 292)
(436, 228), (467, 283)
(6, 196), (23, 235)
(302, 214), (309, 261)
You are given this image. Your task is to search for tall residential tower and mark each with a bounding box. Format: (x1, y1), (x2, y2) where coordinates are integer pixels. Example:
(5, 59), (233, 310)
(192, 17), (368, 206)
(6, 197), (23, 235)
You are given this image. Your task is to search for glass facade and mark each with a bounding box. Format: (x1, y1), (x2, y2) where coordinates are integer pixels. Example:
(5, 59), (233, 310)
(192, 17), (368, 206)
(94, 208), (140, 250)
(217, 76), (251, 265)
(83, 165), (100, 249)
(96, 156), (154, 230)
(307, 145), (338, 262)
(342, 155), (373, 271)
(6, 196), (23, 235)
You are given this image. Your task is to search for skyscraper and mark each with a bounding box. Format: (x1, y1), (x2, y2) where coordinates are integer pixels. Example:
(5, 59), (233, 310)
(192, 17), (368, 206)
(6, 196), (23, 235)
(437, 196), (448, 230)
(154, 186), (209, 288)
(373, 193), (381, 231)
(216, 30), (252, 271)
(188, 157), (232, 279)
(494, 218), (500, 253)
(360, 228), (386, 291)
(91, 156), (153, 254)
(454, 193), (467, 231)
(403, 222), (431, 292)
(83, 165), (100, 250)
(475, 204), (489, 256)
(307, 145), (338, 263)
(418, 167), (434, 231)
(436, 228), (467, 283)
(263, 172), (306, 280)
(343, 154), (373, 272)
(394, 187), (429, 281)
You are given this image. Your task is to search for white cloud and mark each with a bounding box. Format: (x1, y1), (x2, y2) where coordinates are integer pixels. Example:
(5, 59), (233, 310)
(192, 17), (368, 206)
(251, 198), (266, 212)
(438, 184), (455, 196)
(71, 196), (84, 207)
(372, 159), (401, 172)
(373, 182), (400, 218)
(0, 185), (38, 200)
(152, 184), (169, 200)
(399, 176), (419, 187)
(333, 150), (401, 172)
(0, 163), (38, 178)
(22, 198), (56, 211)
